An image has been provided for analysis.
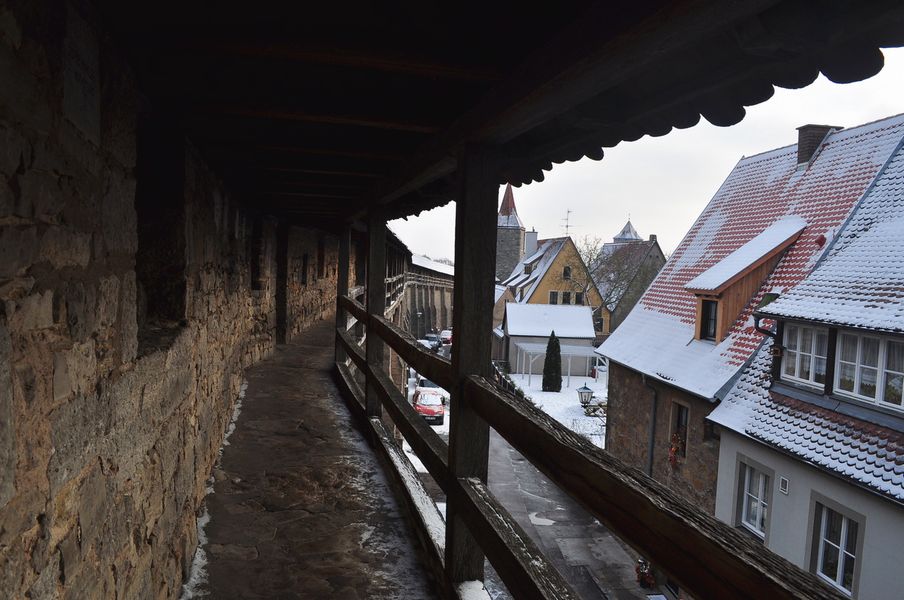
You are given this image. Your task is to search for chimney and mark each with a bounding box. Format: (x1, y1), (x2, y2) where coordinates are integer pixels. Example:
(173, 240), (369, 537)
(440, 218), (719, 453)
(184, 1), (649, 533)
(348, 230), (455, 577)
(649, 234), (657, 243)
(525, 230), (538, 256)
(796, 124), (840, 164)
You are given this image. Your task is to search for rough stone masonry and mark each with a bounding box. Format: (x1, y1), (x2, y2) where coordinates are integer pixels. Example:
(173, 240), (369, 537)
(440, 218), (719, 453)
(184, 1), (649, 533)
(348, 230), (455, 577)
(0, 3), (339, 598)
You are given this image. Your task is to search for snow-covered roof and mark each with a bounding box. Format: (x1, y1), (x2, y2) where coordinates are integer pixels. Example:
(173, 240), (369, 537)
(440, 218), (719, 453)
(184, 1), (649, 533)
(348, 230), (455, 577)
(709, 340), (904, 503)
(514, 341), (599, 357)
(505, 303), (595, 339)
(600, 114), (904, 399)
(500, 238), (568, 303)
(411, 254), (455, 276)
(494, 284), (507, 304)
(760, 140), (904, 333)
(613, 220), (642, 242)
(685, 216), (806, 293)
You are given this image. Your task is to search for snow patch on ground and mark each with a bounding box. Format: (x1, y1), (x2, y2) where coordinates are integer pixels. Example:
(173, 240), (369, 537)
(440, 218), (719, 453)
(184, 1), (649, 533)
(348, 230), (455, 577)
(509, 374), (607, 448)
(180, 380), (248, 599)
(528, 512), (555, 526)
(457, 580), (493, 600)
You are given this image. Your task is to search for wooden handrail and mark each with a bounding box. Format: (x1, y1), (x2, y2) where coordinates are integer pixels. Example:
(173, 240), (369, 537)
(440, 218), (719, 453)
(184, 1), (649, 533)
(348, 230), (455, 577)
(454, 478), (579, 600)
(366, 364), (449, 490)
(463, 375), (847, 600)
(339, 294), (454, 391)
(335, 327), (366, 371)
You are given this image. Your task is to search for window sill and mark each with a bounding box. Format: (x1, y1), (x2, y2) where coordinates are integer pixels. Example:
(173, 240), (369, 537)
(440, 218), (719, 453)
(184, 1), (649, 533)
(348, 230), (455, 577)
(737, 523), (766, 544)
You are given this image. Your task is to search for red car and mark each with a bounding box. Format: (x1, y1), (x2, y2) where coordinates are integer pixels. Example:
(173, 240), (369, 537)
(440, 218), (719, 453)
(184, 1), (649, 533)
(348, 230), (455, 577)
(413, 390), (445, 425)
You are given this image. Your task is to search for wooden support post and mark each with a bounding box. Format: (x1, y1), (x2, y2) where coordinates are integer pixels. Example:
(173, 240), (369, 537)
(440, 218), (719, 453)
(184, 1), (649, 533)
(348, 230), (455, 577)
(366, 212), (386, 419)
(445, 145), (498, 587)
(335, 226), (351, 364)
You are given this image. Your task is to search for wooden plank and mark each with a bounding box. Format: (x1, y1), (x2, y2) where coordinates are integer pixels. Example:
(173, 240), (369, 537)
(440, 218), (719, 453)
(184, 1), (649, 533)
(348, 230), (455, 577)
(455, 478), (579, 600)
(444, 146), (498, 586)
(201, 105), (441, 133)
(365, 212), (387, 419)
(334, 362), (365, 419)
(366, 363), (449, 491)
(336, 327), (366, 372)
(335, 227), (350, 364)
(368, 313), (454, 391)
(464, 376), (848, 600)
(340, 294), (369, 324)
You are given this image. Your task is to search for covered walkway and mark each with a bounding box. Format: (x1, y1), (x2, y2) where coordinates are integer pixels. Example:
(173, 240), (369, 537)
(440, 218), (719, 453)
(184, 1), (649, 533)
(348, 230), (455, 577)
(193, 320), (437, 599)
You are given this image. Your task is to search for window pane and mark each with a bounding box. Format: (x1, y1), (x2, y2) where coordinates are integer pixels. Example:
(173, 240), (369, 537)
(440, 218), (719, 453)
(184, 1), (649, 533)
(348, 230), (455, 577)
(815, 331), (828, 358)
(814, 357), (827, 384)
(862, 337), (879, 367)
(887, 340), (904, 373)
(859, 367), (878, 398)
(784, 351), (798, 377)
(786, 325), (799, 350)
(885, 373), (904, 406)
(801, 328), (813, 355)
(800, 354), (812, 381)
(839, 363), (856, 392)
(840, 334), (858, 362)
(845, 521), (858, 555)
(821, 543), (839, 580)
(825, 509), (843, 544)
(842, 554), (855, 591)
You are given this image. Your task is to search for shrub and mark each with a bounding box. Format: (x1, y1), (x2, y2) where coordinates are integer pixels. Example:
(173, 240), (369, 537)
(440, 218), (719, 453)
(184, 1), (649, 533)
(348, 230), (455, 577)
(542, 330), (562, 392)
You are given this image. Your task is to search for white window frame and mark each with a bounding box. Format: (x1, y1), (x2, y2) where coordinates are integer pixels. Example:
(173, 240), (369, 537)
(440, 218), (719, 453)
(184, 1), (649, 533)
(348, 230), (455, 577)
(815, 503), (858, 595)
(781, 324), (828, 389)
(834, 331), (904, 410)
(740, 463), (769, 538)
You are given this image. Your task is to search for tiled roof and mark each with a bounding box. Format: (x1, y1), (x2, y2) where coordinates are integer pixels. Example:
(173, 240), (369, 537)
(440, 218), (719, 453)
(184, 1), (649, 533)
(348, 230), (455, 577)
(761, 140), (904, 333)
(501, 237), (568, 303)
(505, 303), (595, 338)
(709, 340), (904, 503)
(599, 114), (904, 399)
(498, 183), (525, 229)
(411, 254), (455, 276)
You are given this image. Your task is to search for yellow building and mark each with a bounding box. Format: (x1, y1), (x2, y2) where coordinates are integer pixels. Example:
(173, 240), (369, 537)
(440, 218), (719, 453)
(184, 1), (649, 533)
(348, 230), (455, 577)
(500, 236), (609, 338)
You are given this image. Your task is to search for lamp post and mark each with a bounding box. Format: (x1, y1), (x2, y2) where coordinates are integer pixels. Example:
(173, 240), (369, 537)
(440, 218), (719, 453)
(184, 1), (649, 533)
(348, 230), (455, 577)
(416, 310), (423, 338)
(576, 384), (593, 408)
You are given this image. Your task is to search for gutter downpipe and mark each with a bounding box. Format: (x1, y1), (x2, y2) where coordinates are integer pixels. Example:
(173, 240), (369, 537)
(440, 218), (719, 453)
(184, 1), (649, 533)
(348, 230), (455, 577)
(642, 373), (658, 477)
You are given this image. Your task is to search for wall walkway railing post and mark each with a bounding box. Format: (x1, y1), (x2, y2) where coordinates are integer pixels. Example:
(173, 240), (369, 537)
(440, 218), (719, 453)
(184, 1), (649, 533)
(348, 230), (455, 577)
(335, 226), (350, 365)
(366, 212), (387, 419)
(444, 145), (499, 589)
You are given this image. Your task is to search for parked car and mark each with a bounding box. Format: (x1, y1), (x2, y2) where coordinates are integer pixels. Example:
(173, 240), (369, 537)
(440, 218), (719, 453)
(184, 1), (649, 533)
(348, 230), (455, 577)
(413, 376), (449, 405)
(436, 344), (451, 360)
(424, 332), (442, 350)
(413, 390), (445, 425)
(439, 329), (453, 345)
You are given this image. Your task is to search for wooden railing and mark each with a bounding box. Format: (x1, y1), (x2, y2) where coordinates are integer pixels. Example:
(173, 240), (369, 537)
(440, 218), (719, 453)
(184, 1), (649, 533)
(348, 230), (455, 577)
(333, 293), (846, 600)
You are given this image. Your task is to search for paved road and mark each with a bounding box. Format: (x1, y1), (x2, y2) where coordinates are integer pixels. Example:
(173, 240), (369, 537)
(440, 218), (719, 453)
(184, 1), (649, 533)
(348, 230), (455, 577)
(487, 431), (652, 600)
(407, 372), (655, 599)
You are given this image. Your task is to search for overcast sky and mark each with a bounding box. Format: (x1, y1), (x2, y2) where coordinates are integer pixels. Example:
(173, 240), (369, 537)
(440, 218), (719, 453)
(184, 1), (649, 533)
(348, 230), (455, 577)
(389, 48), (904, 261)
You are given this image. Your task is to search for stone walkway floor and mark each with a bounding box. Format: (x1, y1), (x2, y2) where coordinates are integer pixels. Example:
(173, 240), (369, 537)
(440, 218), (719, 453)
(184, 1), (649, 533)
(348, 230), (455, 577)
(190, 320), (438, 599)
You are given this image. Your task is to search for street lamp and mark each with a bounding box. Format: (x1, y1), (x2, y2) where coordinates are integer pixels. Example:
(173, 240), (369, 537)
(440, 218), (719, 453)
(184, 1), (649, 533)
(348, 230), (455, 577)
(576, 384), (593, 407)
(416, 311), (423, 338)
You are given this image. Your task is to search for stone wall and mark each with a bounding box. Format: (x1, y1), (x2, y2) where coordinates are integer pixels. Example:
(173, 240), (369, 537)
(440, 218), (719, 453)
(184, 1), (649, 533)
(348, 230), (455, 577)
(495, 226), (524, 282)
(0, 4), (337, 598)
(284, 227), (338, 341)
(606, 363), (720, 514)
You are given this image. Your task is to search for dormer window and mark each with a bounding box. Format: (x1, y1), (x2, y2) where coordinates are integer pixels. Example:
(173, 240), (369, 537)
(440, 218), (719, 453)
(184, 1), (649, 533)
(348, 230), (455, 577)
(782, 324), (828, 387)
(836, 333), (903, 407)
(563, 266), (572, 280)
(700, 300), (718, 341)
(525, 263), (533, 274)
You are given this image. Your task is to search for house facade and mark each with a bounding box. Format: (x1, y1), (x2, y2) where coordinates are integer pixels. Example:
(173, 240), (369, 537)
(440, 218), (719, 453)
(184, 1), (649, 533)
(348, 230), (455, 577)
(592, 221), (666, 332)
(502, 236), (609, 339)
(598, 115), (904, 517)
(707, 138), (904, 598)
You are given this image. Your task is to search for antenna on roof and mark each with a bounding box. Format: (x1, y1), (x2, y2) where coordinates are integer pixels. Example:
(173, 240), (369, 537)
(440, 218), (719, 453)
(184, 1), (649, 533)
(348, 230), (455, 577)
(562, 209), (573, 236)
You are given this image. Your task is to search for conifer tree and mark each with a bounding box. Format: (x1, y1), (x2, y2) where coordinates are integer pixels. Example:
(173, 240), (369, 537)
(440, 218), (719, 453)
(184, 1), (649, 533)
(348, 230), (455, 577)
(542, 330), (562, 392)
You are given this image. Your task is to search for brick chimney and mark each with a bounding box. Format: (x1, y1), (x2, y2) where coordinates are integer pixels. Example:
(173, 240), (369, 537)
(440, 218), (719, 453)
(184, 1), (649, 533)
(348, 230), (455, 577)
(796, 124), (840, 164)
(649, 234), (657, 243)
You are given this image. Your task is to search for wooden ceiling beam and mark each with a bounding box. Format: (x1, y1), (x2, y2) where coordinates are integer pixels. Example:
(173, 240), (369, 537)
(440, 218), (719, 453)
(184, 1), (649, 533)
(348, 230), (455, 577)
(176, 41), (502, 82)
(197, 105), (442, 133)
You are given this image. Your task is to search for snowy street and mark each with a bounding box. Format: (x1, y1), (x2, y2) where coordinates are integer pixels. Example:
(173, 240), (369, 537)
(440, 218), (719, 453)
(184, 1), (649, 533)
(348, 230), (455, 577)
(401, 369), (653, 599)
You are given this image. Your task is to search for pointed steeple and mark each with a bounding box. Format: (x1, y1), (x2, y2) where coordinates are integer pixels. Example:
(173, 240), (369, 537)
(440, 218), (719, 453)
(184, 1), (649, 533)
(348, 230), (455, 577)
(613, 220), (642, 242)
(498, 183), (524, 229)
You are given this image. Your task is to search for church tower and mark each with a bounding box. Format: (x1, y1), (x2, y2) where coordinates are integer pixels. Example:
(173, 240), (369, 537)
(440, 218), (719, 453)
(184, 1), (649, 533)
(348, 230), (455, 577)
(495, 184), (526, 281)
